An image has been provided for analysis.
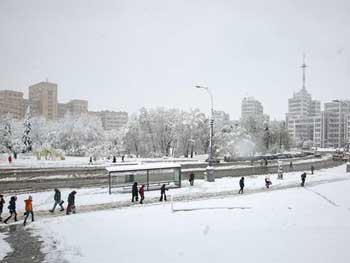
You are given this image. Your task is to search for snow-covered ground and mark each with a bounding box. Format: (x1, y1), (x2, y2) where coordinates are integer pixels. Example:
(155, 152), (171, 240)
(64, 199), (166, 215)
(1, 164), (348, 213)
(0, 232), (12, 261)
(31, 175), (350, 263)
(0, 154), (205, 169)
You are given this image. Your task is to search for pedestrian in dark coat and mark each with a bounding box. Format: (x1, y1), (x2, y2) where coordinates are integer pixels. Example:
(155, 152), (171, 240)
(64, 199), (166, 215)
(66, 191), (77, 215)
(112, 156), (117, 163)
(4, 196), (17, 223)
(189, 173), (195, 186)
(301, 172), (307, 187)
(265, 177), (272, 189)
(238, 177), (245, 194)
(160, 184), (168, 201)
(132, 182), (139, 202)
(49, 189), (65, 213)
(289, 161), (293, 170)
(139, 184), (145, 204)
(8, 155), (12, 164)
(311, 165), (314, 175)
(23, 195), (34, 226)
(0, 194), (5, 222)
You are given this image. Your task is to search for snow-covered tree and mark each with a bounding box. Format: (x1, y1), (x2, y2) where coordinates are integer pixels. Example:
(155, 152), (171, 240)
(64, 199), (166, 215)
(22, 107), (33, 152)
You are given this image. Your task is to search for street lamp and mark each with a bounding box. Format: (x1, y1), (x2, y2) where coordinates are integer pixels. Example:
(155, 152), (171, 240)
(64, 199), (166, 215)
(195, 85), (215, 182)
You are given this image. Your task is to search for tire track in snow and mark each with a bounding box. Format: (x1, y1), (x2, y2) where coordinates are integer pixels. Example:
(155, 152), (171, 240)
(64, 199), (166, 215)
(303, 187), (339, 207)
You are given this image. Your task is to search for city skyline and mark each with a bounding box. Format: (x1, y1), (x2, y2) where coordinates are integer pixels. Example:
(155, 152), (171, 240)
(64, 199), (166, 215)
(1, 0), (350, 120)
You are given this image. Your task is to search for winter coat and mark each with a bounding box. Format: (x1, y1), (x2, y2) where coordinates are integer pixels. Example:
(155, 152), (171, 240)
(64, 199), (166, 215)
(54, 190), (61, 202)
(239, 178), (245, 188)
(8, 197), (16, 212)
(139, 186), (145, 197)
(301, 173), (307, 180)
(0, 198), (4, 211)
(132, 183), (138, 195)
(160, 185), (168, 194)
(25, 199), (33, 212)
(68, 192), (76, 205)
(189, 173), (195, 181)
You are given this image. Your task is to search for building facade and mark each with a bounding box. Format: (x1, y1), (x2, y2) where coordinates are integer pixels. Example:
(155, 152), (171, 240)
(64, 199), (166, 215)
(90, 110), (128, 130)
(0, 90), (24, 119)
(28, 82), (58, 120)
(58, 100), (88, 118)
(213, 110), (230, 126)
(241, 97), (264, 120)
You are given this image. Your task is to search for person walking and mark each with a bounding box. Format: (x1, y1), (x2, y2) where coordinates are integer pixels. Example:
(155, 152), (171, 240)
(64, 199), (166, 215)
(238, 177), (245, 194)
(0, 194), (5, 222)
(4, 196), (17, 224)
(289, 161), (293, 171)
(311, 165), (314, 175)
(265, 177), (272, 189)
(160, 184), (168, 201)
(132, 182), (139, 202)
(301, 172), (307, 187)
(8, 155), (12, 164)
(23, 196), (34, 226)
(66, 191), (77, 215)
(139, 184), (145, 204)
(49, 189), (65, 213)
(189, 172), (195, 186)
(112, 156), (117, 163)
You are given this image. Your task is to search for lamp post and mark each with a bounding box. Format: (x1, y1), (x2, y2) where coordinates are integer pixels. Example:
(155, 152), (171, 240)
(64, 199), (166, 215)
(195, 85), (215, 182)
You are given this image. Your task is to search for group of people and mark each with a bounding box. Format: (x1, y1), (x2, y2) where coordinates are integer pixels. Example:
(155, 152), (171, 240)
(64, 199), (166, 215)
(131, 183), (169, 204)
(0, 189), (77, 226)
(237, 169), (311, 194)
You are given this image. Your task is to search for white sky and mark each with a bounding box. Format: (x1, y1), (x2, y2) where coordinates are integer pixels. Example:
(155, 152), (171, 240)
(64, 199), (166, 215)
(0, 0), (349, 120)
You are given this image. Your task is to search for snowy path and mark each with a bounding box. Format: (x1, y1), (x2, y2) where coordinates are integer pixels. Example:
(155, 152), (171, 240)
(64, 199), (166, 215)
(0, 225), (45, 263)
(1, 174), (349, 228)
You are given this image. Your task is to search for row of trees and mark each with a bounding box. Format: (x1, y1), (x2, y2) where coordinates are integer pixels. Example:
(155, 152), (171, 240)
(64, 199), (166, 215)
(0, 107), (291, 159)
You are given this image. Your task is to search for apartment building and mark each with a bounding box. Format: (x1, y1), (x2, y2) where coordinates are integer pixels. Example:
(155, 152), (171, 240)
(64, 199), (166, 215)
(29, 82), (58, 120)
(241, 97), (264, 120)
(0, 90), (24, 119)
(89, 110), (128, 130)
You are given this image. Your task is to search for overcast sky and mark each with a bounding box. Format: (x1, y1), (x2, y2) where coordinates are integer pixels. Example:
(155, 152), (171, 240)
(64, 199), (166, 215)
(0, 0), (349, 120)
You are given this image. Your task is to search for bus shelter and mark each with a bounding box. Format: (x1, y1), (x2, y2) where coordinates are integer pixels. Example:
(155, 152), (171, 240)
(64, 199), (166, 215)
(106, 163), (182, 194)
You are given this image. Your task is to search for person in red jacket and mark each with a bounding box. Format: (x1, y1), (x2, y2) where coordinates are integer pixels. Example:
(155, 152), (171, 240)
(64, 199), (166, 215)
(139, 184), (145, 204)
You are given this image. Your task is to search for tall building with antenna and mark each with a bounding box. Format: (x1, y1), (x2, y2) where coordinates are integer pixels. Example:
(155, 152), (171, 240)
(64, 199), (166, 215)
(286, 56), (321, 145)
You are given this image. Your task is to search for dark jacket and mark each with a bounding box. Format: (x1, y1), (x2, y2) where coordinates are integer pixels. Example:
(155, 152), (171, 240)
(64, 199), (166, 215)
(301, 172), (307, 180)
(132, 183), (138, 195)
(189, 173), (195, 181)
(54, 190), (61, 202)
(160, 185), (168, 194)
(8, 197), (16, 211)
(0, 197), (5, 210)
(68, 191), (76, 205)
(239, 178), (245, 188)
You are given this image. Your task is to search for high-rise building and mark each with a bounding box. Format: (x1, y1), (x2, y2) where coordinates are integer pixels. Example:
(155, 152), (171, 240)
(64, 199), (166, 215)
(286, 57), (321, 146)
(28, 81), (58, 120)
(213, 110), (230, 126)
(323, 100), (350, 148)
(241, 97), (264, 120)
(0, 90), (24, 119)
(89, 110), (128, 130)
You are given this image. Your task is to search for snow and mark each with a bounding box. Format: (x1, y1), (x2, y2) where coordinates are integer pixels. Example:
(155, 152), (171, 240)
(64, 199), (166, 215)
(3, 164), (349, 213)
(0, 232), (12, 261)
(106, 162), (181, 173)
(33, 177), (350, 263)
